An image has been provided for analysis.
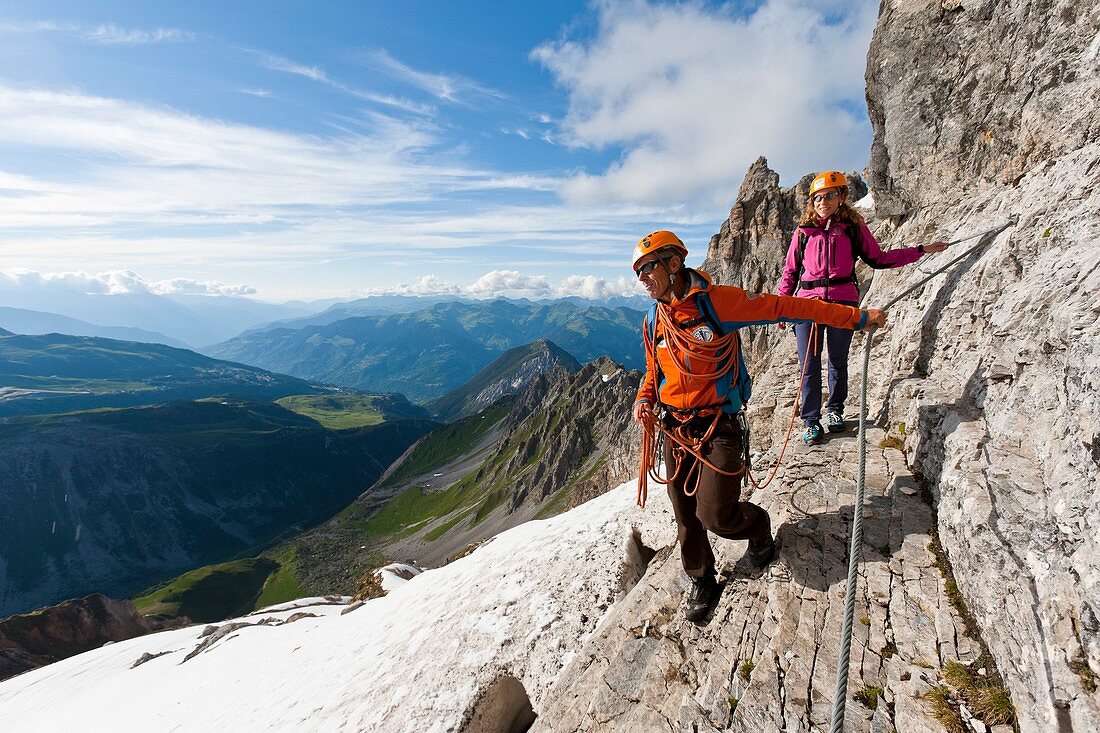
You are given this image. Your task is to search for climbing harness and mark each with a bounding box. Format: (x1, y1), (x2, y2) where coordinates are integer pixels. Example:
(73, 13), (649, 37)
(827, 215), (1017, 732)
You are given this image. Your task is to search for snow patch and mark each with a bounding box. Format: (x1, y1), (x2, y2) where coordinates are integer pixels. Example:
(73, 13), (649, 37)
(852, 191), (875, 210)
(0, 481), (675, 732)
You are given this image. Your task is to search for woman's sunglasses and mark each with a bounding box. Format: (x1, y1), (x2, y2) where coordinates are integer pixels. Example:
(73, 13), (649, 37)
(811, 190), (842, 204)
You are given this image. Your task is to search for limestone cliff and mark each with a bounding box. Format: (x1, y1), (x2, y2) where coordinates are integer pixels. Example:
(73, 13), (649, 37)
(864, 0), (1100, 729)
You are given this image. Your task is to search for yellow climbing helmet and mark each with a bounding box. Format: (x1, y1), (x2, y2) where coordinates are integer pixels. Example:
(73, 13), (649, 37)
(810, 171), (848, 195)
(632, 230), (687, 272)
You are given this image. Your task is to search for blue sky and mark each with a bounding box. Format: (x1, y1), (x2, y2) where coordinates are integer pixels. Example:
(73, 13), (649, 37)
(0, 0), (877, 301)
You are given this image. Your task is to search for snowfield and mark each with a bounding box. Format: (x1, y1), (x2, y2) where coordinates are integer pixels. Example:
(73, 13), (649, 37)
(0, 481), (675, 732)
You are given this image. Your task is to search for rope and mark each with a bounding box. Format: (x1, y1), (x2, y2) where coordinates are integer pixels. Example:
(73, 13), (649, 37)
(636, 301), (742, 508)
(745, 321), (820, 492)
(637, 316), (827, 504)
(637, 408), (745, 508)
(827, 215), (1016, 731)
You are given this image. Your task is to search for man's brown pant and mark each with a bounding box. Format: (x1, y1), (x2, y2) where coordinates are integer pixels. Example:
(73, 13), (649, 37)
(664, 412), (772, 579)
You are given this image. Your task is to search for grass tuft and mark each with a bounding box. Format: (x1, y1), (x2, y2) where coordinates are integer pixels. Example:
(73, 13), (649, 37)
(739, 660), (755, 683)
(879, 434), (905, 451)
(854, 686), (884, 710)
(1069, 652), (1098, 693)
(925, 685), (965, 733)
(938, 658), (1017, 727)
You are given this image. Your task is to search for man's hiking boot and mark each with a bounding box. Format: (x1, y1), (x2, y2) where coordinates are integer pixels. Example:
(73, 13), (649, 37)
(683, 575), (719, 622)
(746, 536), (778, 569)
(802, 421), (824, 445)
(825, 412), (845, 433)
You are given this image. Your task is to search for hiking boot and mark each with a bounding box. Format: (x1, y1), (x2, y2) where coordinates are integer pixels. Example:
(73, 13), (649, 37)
(683, 575), (719, 622)
(802, 422), (824, 445)
(746, 536), (778, 569)
(825, 412), (845, 433)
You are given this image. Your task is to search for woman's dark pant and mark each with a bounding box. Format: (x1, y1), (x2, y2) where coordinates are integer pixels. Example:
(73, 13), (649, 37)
(664, 414), (771, 579)
(794, 319), (855, 424)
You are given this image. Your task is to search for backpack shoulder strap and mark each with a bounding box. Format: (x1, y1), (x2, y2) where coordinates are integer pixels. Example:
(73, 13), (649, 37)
(645, 301), (658, 343)
(694, 292), (723, 335)
(795, 228), (809, 275)
(848, 222), (865, 263)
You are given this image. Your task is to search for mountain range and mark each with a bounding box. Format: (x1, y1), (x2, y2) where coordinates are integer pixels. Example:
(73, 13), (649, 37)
(0, 307), (187, 348)
(206, 299), (645, 401)
(0, 288), (323, 348)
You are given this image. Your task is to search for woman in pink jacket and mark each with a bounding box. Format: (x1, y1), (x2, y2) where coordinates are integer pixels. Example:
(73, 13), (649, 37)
(777, 171), (947, 445)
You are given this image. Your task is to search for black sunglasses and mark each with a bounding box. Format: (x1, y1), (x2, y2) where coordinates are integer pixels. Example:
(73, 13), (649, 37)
(635, 259), (666, 276)
(811, 190), (841, 204)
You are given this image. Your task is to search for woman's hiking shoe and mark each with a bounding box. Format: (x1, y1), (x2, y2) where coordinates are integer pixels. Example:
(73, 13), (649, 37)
(802, 422), (824, 445)
(683, 575), (719, 622)
(825, 412), (845, 432)
(746, 536), (779, 569)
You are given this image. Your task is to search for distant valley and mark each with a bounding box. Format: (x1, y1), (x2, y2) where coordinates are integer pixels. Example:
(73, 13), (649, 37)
(0, 331), (437, 618)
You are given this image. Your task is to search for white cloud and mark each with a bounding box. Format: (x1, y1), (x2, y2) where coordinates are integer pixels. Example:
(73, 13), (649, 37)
(0, 84), (517, 228)
(0, 19), (193, 45)
(83, 24), (193, 45)
(249, 50), (332, 83)
(0, 268), (148, 295)
(0, 269), (254, 297)
(351, 270), (645, 302)
(532, 0), (877, 211)
(370, 275), (464, 297)
(553, 274), (645, 299)
(359, 49), (506, 105)
(150, 278), (258, 296)
(467, 270), (552, 296)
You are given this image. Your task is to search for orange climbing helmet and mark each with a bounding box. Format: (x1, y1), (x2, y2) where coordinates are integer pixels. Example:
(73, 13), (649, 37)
(810, 170), (848, 195)
(632, 230), (688, 271)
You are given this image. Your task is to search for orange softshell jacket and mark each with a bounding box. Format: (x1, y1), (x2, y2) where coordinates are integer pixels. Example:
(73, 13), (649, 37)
(635, 269), (867, 414)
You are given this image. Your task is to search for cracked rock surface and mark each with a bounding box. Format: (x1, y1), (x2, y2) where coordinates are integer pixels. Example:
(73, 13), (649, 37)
(534, 431), (976, 732)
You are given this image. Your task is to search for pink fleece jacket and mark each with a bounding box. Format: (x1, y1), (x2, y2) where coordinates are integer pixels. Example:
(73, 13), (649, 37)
(777, 220), (923, 303)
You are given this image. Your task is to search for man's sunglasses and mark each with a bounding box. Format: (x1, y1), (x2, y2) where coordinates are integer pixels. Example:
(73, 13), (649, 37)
(635, 259), (666, 277)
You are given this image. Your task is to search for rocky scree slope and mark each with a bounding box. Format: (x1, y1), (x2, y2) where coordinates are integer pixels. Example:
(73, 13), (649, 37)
(383, 356), (642, 566)
(0, 593), (164, 682)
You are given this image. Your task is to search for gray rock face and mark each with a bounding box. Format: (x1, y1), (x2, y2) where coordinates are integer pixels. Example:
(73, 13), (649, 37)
(864, 1), (1100, 730)
(865, 0), (1100, 218)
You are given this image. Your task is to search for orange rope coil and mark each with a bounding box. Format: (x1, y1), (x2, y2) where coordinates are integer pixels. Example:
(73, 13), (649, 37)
(636, 309), (821, 508)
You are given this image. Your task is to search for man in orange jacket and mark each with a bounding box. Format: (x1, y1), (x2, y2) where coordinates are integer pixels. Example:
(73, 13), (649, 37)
(631, 230), (886, 621)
